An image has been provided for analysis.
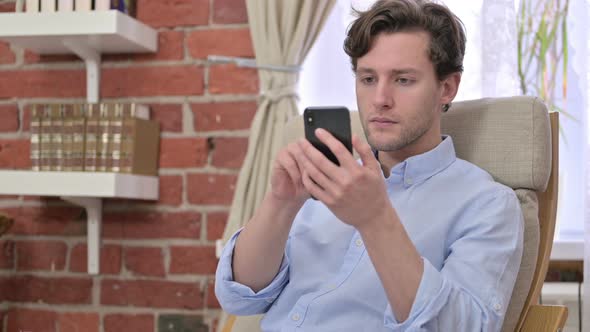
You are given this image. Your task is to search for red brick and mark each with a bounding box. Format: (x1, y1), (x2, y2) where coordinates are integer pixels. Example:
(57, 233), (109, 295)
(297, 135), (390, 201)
(70, 244), (122, 274)
(211, 137), (249, 169)
(102, 211), (202, 239)
(0, 240), (15, 269)
(192, 101), (257, 132)
(0, 41), (15, 64)
(150, 104), (183, 132)
(101, 66), (204, 97)
(1, 275), (92, 304)
(0, 2), (16, 12)
(0, 104), (19, 132)
(0, 69), (85, 98)
(58, 312), (99, 332)
(187, 173), (237, 205)
(124, 246), (165, 277)
(209, 64), (259, 94)
(159, 137), (209, 168)
(206, 279), (221, 308)
(101, 279), (203, 309)
(6, 308), (57, 332)
(170, 245), (217, 274)
(0, 206), (85, 236)
(206, 212), (228, 241)
(105, 30), (184, 62)
(159, 175), (183, 206)
(24, 51), (81, 64)
(213, 0), (248, 24)
(187, 28), (253, 59)
(104, 314), (154, 332)
(137, 0), (209, 28)
(22, 104), (32, 131)
(16, 240), (67, 271)
(0, 139), (30, 169)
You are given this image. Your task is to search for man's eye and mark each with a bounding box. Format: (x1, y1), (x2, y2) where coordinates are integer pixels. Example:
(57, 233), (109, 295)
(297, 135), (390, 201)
(361, 77), (376, 84)
(397, 78), (413, 85)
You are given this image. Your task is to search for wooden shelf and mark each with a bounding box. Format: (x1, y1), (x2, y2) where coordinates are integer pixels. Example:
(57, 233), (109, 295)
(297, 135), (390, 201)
(0, 171), (159, 275)
(0, 10), (157, 103)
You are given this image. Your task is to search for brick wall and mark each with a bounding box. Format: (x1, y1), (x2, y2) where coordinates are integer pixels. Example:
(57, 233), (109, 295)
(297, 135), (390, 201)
(0, 0), (258, 331)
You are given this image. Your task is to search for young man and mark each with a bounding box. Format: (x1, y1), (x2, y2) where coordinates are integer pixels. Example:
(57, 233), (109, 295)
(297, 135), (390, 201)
(216, 0), (523, 331)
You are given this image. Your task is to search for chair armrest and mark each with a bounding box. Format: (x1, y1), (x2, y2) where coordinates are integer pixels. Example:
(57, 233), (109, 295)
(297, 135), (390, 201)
(520, 304), (568, 332)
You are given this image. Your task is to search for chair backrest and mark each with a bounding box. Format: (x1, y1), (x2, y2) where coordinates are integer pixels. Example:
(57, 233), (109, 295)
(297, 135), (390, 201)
(281, 96), (556, 332)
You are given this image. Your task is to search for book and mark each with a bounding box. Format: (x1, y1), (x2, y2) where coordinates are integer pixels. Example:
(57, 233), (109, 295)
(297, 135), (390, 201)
(58, 0), (73, 11)
(40, 0), (56, 12)
(74, 0), (91, 11)
(30, 105), (42, 172)
(97, 103), (112, 172)
(119, 117), (159, 175)
(61, 104), (74, 171)
(94, 0), (109, 10)
(71, 104), (86, 171)
(26, 0), (40, 12)
(39, 105), (52, 171)
(49, 104), (64, 171)
(84, 104), (100, 172)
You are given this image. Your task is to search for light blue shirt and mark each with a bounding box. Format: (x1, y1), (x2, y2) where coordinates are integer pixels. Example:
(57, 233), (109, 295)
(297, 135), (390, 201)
(215, 136), (524, 332)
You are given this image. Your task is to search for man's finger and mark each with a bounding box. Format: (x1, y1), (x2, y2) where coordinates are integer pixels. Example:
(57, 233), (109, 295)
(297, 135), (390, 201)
(352, 134), (380, 171)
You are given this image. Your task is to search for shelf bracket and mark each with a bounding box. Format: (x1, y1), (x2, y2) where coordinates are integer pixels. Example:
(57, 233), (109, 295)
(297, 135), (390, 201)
(61, 196), (102, 275)
(63, 39), (101, 103)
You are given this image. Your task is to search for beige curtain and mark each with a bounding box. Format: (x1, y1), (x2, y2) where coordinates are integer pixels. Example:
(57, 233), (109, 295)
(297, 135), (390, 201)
(217, 0), (336, 331)
(221, 0), (337, 244)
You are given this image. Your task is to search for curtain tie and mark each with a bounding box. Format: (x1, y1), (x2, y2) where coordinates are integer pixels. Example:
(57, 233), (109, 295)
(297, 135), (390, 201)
(260, 85), (299, 103)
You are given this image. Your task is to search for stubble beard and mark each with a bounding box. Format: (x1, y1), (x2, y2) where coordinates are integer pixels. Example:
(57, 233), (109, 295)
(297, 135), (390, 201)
(364, 113), (434, 152)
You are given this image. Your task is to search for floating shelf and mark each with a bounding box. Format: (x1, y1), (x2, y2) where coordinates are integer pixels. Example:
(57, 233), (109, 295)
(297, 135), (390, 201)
(0, 10), (158, 102)
(0, 171), (159, 274)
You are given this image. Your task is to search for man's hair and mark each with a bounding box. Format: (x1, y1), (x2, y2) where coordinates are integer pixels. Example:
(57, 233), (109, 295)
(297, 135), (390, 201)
(344, 0), (466, 81)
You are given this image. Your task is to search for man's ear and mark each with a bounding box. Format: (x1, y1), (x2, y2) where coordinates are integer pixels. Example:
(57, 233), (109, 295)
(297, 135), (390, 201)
(440, 72), (461, 106)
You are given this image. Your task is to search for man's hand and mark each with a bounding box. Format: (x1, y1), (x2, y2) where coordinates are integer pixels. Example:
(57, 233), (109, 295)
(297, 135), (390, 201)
(270, 142), (311, 205)
(296, 128), (391, 231)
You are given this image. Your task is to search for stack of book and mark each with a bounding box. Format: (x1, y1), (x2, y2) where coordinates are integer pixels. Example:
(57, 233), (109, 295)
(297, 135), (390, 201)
(30, 103), (159, 176)
(26, 0), (136, 16)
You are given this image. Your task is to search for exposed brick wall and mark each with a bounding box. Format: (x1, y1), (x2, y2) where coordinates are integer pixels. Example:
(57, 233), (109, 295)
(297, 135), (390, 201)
(0, 0), (256, 331)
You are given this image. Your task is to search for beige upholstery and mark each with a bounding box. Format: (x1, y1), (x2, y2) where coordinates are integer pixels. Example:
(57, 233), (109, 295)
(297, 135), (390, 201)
(227, 96), (557, 332)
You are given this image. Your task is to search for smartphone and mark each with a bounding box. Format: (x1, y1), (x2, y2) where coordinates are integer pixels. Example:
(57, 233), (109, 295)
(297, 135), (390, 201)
(303, 106), (353, 166)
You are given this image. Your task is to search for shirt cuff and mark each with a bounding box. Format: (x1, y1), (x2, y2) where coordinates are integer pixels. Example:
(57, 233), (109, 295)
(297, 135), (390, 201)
(215, 228), (291, 304)
(383, 258), (446, 329)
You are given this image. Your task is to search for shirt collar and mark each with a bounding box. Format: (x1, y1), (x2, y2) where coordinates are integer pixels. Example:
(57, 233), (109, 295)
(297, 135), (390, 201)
(385, 135), (457, 187)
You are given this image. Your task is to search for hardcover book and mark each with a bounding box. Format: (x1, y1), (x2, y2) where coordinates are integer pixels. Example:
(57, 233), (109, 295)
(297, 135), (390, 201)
(30, 105), (42, 171)
(84, 104), (100, 172)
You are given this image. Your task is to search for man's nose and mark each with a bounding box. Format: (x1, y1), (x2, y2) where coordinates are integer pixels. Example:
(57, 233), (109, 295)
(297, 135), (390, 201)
(373, 81), (394, 109)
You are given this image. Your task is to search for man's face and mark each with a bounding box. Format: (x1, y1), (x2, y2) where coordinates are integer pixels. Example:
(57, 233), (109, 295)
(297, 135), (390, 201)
(355, 31), (450, 153)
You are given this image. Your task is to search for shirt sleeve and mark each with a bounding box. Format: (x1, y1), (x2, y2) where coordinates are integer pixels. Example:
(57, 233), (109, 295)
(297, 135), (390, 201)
(214, 228), (291, 315)
(383, 188), (524, 332)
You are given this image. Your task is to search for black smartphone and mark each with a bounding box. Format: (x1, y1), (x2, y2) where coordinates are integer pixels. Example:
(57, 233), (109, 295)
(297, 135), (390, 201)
(303, 107), (353, 166)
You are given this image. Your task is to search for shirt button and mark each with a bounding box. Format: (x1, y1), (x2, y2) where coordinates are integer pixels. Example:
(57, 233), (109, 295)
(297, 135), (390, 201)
(355, 239), (363, 247)
(493, 303), (502, 311)
(405, 177), (413, 185)
(291, 313), (301, 321)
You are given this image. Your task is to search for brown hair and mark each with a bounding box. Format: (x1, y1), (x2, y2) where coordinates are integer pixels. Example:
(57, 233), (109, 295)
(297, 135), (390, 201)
(344, 0), (466, 81)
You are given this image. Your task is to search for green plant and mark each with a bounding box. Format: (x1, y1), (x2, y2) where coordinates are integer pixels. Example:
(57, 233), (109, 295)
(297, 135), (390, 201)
(517, 0), (572, 135)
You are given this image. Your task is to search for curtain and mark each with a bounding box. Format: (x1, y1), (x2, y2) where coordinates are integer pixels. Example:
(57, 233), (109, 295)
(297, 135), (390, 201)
(221, 0), (336, 245)
(217, 1), (336, 330)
